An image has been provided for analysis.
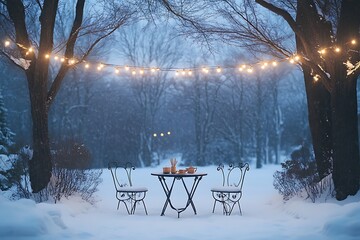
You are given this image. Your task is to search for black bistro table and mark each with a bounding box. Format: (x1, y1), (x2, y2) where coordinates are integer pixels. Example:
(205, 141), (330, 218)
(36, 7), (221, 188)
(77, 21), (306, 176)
(151, 172), (207, 218)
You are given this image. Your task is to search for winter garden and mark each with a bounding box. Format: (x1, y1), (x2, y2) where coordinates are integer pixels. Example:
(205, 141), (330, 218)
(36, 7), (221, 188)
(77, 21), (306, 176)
(1, 1), (360, 239)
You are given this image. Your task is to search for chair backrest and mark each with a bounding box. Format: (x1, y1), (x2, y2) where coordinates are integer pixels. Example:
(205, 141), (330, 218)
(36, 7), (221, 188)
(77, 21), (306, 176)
(216, 163), (250, 190)
(108, 162), (135, 190)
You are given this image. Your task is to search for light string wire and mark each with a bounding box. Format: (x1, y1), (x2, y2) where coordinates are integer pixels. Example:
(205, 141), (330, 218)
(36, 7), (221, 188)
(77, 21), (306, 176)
(2, 38), (358, 78)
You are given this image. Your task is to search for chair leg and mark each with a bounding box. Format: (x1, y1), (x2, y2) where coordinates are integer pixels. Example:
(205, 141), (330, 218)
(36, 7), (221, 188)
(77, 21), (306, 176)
(238, 201), (242, 215)
(131, 201), (136, 215)
(212, 200), (217, 213)
(142, 200), (148, 215)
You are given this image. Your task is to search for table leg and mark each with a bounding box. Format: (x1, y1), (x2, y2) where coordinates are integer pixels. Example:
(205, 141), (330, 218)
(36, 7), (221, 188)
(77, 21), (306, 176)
(181, 176), (203, 214)
(158, 176), (176, 216)
(157, 175), (204, 217)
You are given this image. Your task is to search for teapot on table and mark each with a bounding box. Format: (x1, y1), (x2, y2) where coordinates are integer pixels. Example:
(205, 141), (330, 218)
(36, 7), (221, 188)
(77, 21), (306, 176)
(186, 166), (197, 174)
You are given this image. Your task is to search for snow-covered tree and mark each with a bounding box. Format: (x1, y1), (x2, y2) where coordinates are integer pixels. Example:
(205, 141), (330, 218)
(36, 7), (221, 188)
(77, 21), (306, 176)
(0, 88), (15, 155)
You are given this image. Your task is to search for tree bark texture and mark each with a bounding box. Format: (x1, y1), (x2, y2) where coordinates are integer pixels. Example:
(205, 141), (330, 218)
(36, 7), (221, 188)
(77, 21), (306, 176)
(5, 0), (86, 193)
(296, 0), (360, 200)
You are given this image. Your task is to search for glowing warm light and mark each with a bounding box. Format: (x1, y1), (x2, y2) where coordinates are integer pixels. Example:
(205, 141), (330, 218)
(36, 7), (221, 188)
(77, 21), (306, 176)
(202, 67), (209, 73)
(261, 62), (268, 69)
(313, 75), (319, 82)
(153, 133), (157, 137)
(160, 133), (164, 137)
(175, 71), (179, 76)
(4, 36), (359, 78)
(68, 59), (75, 65)
(97, 63), (104, 71)
(167, 131), (171, 135)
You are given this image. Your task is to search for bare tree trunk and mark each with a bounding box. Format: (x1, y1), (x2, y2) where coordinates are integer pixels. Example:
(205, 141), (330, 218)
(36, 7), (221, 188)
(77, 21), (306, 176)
(294, 0), (333, 180)
(332, 73), (360, 199)
(255, 75), (263, 168)
(4, 0), (128, 193)
(27, 73), (52, 192)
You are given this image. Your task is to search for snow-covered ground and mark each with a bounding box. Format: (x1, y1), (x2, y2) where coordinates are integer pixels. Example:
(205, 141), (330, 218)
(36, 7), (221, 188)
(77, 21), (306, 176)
(1, 163), (360, 240)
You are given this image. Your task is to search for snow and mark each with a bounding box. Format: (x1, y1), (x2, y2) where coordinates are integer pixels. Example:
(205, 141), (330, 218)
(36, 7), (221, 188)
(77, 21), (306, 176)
(1, 164), (360, 240)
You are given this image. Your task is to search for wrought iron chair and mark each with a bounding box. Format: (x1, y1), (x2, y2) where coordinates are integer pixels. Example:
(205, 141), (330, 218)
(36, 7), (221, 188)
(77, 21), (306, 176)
(108, 161), (148, 215)
(211, 162), (250, 215)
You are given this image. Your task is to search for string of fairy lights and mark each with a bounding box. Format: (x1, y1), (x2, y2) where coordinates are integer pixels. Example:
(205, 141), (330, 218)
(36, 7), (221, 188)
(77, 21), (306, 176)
(2, 38), (358, 81)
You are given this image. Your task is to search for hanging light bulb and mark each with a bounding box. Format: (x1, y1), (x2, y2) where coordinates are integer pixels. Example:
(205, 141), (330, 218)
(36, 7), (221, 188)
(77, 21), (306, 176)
(313, 75), (320, 82)
(272, 61), (278, 67)
(202, 67), (209, 74)
(97, 63), (104, 71)
(351, 39), (356, 45)
(68, 59), (76, 65)
(334, 47), (341, 53)
(45, 54), (50, 59)
(115, 68), (120, 74)
(4, 40), (10, 47)
(216, 67), (222, 73)
(261, 62), (268, 69)
(319, 49), (326, 55)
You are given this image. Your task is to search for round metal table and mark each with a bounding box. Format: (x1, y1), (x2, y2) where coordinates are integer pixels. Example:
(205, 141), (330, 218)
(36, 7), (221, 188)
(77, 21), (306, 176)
(151, 172), (207, 218)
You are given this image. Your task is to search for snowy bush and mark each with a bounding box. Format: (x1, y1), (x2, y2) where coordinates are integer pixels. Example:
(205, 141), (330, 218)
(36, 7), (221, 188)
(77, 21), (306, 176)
(0, 146), (32, 199)
(43, 140), (102, 204)
(273, 158), (334, 202)
(1, 143), (102, 204)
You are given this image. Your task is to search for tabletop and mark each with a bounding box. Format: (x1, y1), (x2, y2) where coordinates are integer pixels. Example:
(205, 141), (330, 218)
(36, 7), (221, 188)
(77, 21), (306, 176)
(151, 172), (207, 177)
